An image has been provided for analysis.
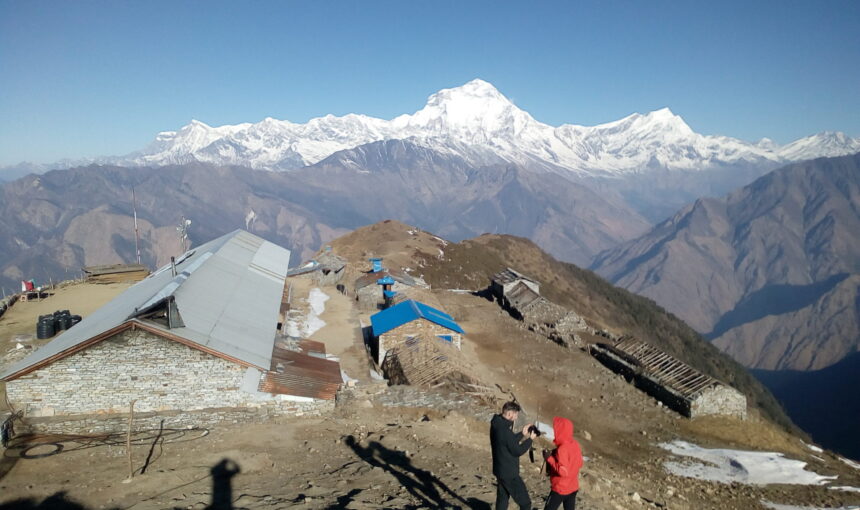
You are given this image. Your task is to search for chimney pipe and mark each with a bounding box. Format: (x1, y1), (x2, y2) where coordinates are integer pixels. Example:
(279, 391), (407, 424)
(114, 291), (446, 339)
(171, 256), (177, 277)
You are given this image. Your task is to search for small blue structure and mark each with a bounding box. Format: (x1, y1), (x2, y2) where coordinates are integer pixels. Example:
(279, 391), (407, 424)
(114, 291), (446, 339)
(371, 300), (465, 336)
(377, 276), (395, 286)
(369, 258), (384, 273)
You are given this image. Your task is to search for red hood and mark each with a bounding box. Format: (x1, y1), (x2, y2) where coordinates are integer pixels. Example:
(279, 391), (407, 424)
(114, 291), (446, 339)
(552, 416), (573, 446)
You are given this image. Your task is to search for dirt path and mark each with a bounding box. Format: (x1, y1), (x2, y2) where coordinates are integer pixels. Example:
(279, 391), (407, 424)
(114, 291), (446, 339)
(312, 288), (359, 356)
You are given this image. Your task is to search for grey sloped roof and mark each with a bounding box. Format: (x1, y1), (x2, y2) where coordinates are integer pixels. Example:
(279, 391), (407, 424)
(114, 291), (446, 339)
(1, 230), (290, 380)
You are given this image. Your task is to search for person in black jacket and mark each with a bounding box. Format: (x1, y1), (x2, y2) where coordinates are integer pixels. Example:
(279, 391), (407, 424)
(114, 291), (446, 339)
(490, 401), (537, 510)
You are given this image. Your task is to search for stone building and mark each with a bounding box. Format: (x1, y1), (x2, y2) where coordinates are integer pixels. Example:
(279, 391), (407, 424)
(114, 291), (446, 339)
(286, 249), (347, 287)
(0, 230), (341, 434)
(590, 336), (747, 419)
(489, 268), (587, 347)
(354, 269), (426, 311)
(369, 300), (464, 365)
(490, 268), (540, 308)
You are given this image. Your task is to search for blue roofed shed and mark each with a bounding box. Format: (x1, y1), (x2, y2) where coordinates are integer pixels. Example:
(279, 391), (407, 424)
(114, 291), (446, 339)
(370, 300), (464, 364)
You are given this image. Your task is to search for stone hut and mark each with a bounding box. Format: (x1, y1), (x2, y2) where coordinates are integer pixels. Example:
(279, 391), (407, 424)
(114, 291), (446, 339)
(488, 268), (586, 347)
(590, 336), (747, 419)
(490, 268), (540, 308)
(0, 230), (341, 434)
(369, 300), (464, 365)
(286, 250), (347, 287)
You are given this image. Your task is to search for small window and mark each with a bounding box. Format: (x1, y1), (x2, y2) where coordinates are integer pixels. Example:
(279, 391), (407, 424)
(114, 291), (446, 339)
(437, 335), (453, 343)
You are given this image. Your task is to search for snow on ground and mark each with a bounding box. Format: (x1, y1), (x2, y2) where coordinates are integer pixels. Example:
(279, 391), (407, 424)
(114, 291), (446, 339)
(762, 502), (860, 510)
(805, 442), (824, 453)
(831, 486), (860, 493)
(660, 440), (837, 486)
(303, 288), (329, 336)
(841, 457), (860, 471)
(284, 288), (330, 338)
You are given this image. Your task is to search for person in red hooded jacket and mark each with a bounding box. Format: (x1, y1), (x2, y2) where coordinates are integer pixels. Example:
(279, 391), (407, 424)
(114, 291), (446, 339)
(541, 416), (583, 510)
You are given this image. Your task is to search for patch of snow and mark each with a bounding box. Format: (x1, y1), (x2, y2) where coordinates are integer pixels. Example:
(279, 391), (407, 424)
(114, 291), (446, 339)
(763, 502), (859, 510)
(831, 486), (860, 493)
(341, 370), (357, 384)
(244, 209), (256, 230)
(370, 369), (385, 380)
(840, 456), (860, 471)
(805, 442), (824, 453)
(283, 288), (330, 338)
(660, 440), (837, 486)
(302, 288), (329, 336)
(445, 289), (474, 293)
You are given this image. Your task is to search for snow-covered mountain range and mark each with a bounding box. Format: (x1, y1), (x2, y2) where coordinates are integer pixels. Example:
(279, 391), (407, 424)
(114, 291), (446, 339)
(7, 79), (859, 176)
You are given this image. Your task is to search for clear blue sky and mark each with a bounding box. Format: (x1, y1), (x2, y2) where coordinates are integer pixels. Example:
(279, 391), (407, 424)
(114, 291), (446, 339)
(1, 0), (858, 165)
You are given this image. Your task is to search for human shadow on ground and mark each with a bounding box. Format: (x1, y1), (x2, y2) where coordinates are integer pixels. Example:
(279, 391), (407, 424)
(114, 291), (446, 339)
(344, 434), (490, 509)
(0, 491), (111, 510)
(0, 457), (241, 510)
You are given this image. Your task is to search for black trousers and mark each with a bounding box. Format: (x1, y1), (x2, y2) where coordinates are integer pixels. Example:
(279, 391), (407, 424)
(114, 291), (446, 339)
(495, 475), (532, 510)
(543, 490), (577, 510)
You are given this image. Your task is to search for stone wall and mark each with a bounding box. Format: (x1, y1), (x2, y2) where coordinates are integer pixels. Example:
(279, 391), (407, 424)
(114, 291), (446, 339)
(691, 385), (747, 419)
(5, 329), (334, 429)
(17, 401), (334, 435)
(590, 344), (747, 419)
(378, 319), (461, 365)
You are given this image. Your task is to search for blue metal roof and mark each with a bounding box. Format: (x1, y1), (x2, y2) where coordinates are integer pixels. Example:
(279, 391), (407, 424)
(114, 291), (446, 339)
(370, 300), (465, 336)
(377, 276), (395, 285)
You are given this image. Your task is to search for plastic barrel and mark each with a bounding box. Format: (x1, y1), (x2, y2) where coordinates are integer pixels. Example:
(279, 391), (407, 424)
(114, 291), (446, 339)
(57, 314), (73, 331)
(36, 316), (56, 339)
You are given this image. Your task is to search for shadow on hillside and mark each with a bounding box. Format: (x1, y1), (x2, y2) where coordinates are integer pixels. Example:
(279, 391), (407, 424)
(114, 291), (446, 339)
(343, 434), (488, 509)
(706, 272), (849, 339)
(0, 457), (241, 510)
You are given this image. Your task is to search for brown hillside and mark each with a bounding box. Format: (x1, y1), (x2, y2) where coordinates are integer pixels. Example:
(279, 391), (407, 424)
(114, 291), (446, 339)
(328, 221), (793, 430)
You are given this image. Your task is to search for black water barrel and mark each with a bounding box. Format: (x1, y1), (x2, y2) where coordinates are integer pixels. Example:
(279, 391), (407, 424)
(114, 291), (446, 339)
(70, 314), (82, 326)
(56, 314), (73, 331)
(36, 316), (56, 339)
(53, 309), (70, 318)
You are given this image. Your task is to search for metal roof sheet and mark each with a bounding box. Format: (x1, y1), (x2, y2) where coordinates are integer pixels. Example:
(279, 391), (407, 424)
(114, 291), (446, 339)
(258, 346), (341, 400)
(492, 268), (539, 286)
(1, 230), (291, 380)
(370, 299), (465, 337)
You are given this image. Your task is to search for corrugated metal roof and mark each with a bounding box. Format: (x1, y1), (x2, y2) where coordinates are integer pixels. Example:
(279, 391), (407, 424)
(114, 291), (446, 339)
(610, 337), (721, 398)
(258, 346), (341, 400)
(1, 230), (291, 380)
(83, 264), (150, 276)
(370, 299), (465, 336)
(492, 268), (539, 286)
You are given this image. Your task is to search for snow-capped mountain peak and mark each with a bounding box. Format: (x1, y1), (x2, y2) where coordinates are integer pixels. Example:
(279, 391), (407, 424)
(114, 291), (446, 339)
(13, 79), (858, 176)
(392, 78), (542, 142)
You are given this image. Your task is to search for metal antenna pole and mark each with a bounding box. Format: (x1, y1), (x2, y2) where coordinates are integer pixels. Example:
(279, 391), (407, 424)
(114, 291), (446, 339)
(132, 187), (141, 265)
